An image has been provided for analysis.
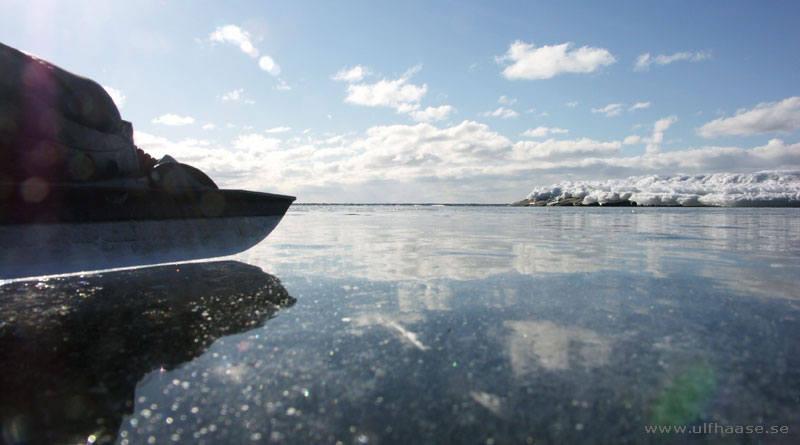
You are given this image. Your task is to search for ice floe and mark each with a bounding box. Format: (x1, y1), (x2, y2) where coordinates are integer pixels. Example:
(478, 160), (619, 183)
(522, 171), (800, 206)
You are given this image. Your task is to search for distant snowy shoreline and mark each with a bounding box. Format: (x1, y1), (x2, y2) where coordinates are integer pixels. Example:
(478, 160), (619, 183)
(512, 171), (800, 207)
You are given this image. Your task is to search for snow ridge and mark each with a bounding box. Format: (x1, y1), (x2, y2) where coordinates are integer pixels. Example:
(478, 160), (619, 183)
(524, 171), (800, 206)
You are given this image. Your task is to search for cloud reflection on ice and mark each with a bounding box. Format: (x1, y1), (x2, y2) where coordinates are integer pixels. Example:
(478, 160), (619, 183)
(239, 206), (800, 300)
(505, 321), (613, 373)
(116, 206), (799, 443)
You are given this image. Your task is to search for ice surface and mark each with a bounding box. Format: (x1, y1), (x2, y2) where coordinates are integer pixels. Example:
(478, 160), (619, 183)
(526, 170), (800, 206)
(5, 206), (799, 443)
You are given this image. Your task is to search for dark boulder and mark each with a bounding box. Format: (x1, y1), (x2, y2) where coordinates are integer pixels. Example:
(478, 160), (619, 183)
(0, 42), (139, 183)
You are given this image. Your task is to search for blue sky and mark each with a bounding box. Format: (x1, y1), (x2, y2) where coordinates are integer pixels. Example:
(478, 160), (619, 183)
(2, 0), (799, 202)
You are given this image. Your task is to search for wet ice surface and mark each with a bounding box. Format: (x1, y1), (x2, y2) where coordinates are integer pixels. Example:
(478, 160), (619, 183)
(4, 206), (800, 444)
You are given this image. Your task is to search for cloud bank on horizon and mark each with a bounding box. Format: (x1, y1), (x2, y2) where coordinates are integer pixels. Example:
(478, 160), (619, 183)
(135, 84), (800, 203)
(5, 1), (797, 202)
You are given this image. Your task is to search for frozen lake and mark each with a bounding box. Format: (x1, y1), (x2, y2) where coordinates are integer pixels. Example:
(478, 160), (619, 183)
(2, 205), (799, 443)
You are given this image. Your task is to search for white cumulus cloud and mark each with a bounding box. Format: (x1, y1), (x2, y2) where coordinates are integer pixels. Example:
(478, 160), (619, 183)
(521, 126), (569, 138)
(152, 114), (195, 126)
(635, 50), (710, 71)
(209, 24), (280, 76)
(512, 138), (621, 159)
(346, 120), (512, 177)
(591, 103), (623, 117)
(649, 116), (679, 153)
(482, 107), (519, 119)
(498, 95), (518, 105)
(258, 56), (280, 76)
(266, 126), (292, 133)
(232, 133), (282, 151)
(592, 102), (648, 117)
(346, 77), (427, 107)
(342, 67), (453, 122)
(606, 139), (800, 173)
(332, 65), (371, 82)
(407, 105), (455, 122)
(697, 96), (800, 138)
(220, 89), (243, 101)
(135, 132), (207, 154)
(624, 116), (678, 153)
(219, 88), (255, 104)
(498, 41), (615, 80)
(209, 25), (258, 58)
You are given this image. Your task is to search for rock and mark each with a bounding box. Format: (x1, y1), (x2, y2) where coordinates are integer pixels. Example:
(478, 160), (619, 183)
(600, 199), (637, 207)
(509, 197), (640, 207)
(0, 42), (139, 182)
(549, 197), (584, 206)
